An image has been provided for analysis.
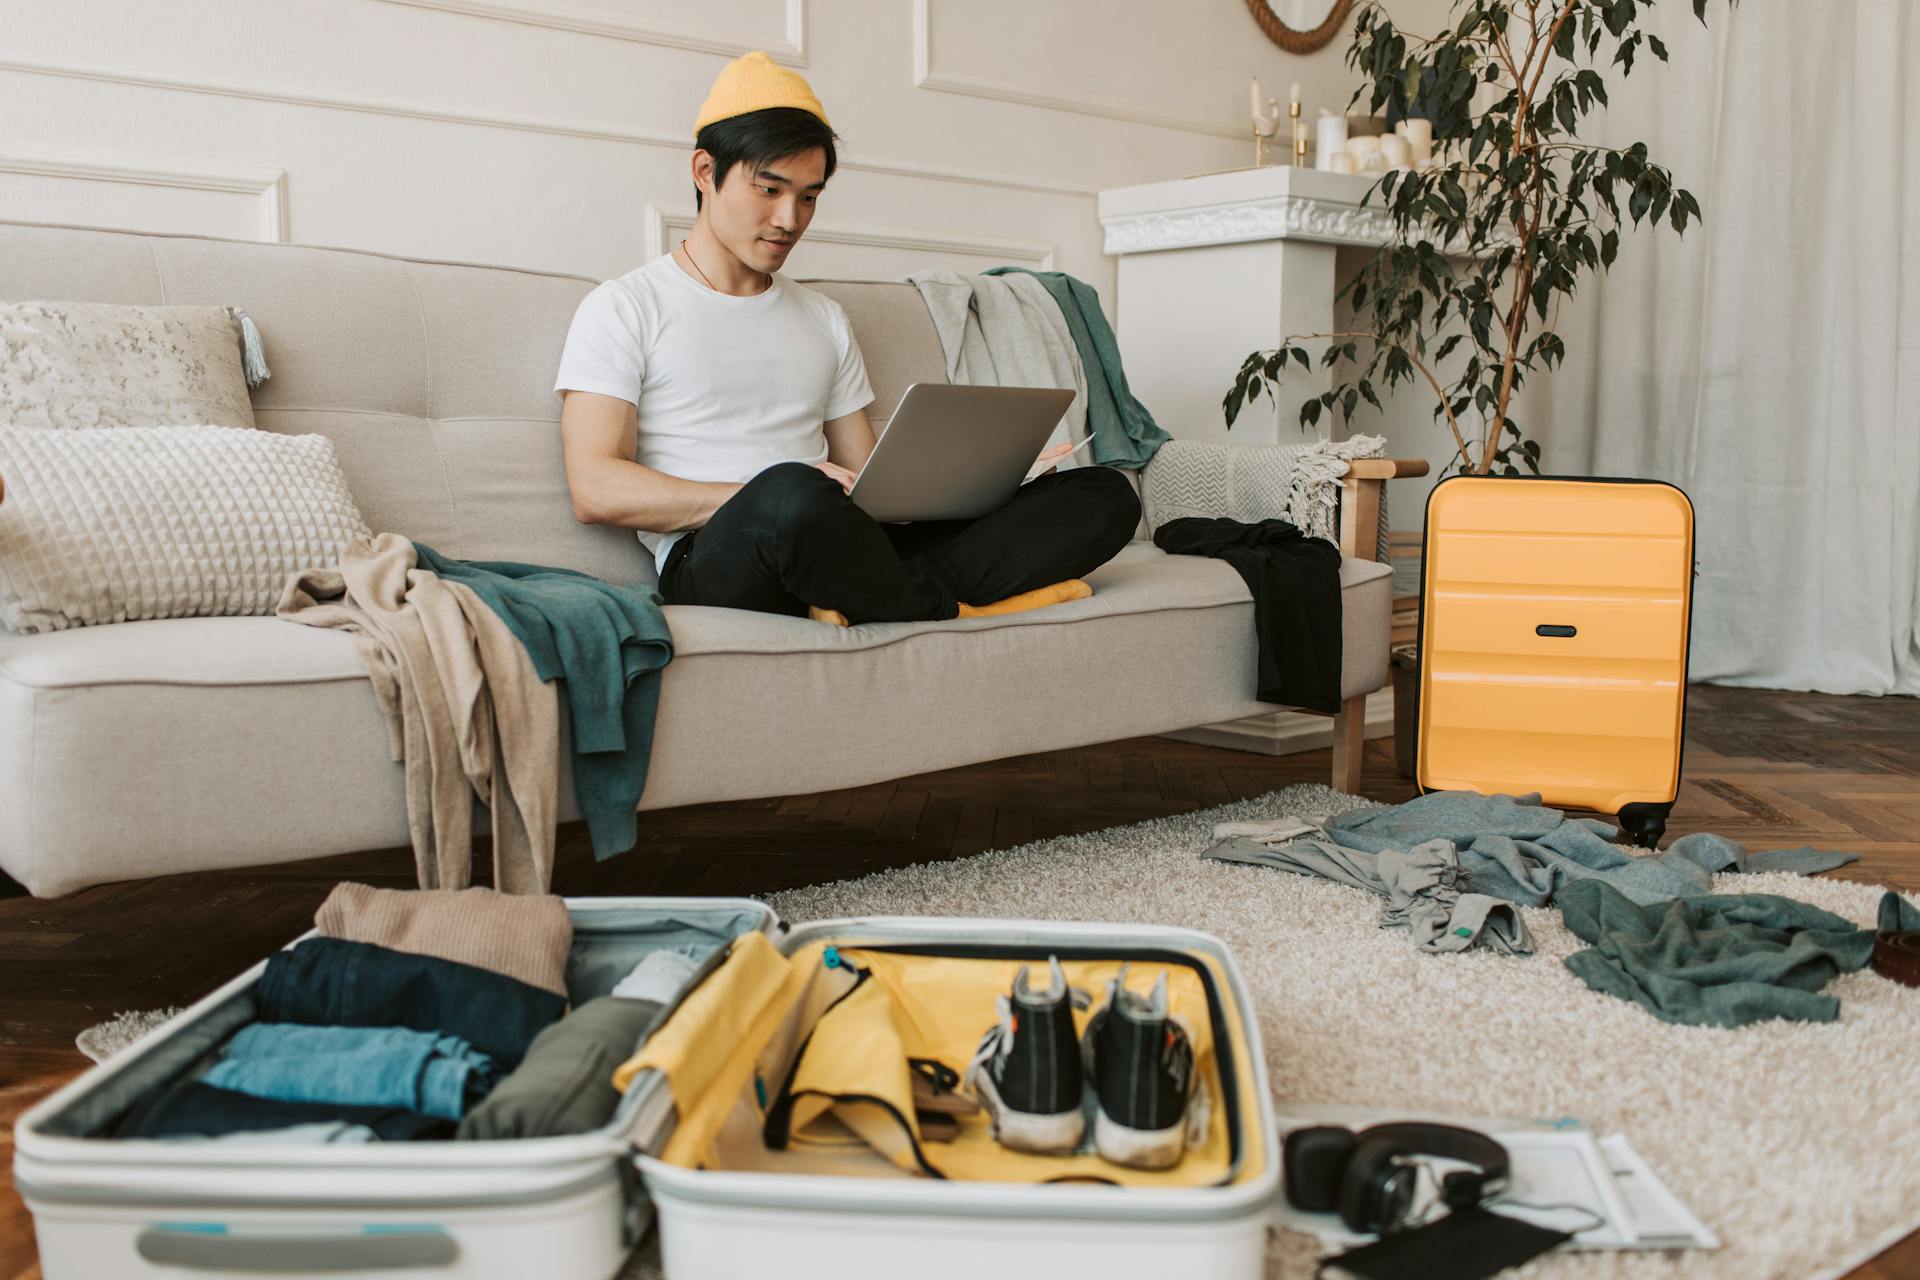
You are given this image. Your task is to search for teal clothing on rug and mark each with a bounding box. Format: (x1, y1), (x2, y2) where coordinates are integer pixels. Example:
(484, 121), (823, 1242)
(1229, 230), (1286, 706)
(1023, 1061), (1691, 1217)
(981, 267), (1172, 469)
(1321, 791), (1858, 908)
(1557, 879), (1920, 1027)
(411, 544), (673, 860)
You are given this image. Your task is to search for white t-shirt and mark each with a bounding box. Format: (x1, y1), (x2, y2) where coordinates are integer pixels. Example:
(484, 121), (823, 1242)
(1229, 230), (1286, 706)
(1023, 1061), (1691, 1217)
(552, 254), (876, 575)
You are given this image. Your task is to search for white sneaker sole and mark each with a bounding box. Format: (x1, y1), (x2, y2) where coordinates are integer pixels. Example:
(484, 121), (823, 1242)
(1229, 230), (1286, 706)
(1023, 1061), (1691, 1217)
(973, 1071), (1085, 1155)
(1094, 1108), (1186, 1170)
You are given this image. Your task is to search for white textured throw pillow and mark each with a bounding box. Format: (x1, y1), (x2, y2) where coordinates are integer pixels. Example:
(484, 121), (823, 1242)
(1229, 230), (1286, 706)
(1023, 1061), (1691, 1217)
(0, 301), (267, 431)
(0, 426), (370, 634)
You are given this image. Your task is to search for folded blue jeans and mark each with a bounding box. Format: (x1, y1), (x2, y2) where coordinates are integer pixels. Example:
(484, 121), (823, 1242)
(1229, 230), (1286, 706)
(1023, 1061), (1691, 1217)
(256, 937), (565, 1068)
(203, 1023), (500, 1120)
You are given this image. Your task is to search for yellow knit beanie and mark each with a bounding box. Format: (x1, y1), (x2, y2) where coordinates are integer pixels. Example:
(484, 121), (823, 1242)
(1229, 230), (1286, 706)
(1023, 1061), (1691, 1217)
(694, 51), (831, 138)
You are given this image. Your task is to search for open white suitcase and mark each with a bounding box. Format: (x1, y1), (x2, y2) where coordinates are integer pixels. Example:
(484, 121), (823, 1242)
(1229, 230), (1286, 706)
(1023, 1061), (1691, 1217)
(14, 898), (1280, 1280)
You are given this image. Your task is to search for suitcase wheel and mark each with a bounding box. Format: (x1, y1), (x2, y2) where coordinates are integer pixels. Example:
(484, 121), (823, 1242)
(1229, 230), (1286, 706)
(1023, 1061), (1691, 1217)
(1617, 802), (1672, 850)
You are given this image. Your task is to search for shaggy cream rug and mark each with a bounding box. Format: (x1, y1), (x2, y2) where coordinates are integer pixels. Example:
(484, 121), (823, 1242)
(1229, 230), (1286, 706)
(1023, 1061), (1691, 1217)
(748, 783), (1920, 1280)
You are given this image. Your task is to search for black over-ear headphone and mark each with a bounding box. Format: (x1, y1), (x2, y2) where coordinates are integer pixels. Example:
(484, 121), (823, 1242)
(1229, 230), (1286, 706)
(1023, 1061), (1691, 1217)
(1284, 1122), (1511, 1235)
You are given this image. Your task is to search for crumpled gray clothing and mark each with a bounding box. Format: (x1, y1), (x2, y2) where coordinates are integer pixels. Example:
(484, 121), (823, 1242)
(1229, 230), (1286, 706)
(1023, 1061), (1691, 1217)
(1320, 791), (1859, 908)
(1556, 878), (1920, 1027)
(1203, 835), (1534, 956)
(903, 270), (1088, 455)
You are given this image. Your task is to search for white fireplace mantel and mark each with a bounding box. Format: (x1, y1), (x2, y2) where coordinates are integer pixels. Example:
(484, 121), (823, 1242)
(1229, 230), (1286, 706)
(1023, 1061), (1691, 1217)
(1099, 165), (1392, 256)
(1095, 165), (1396, 451)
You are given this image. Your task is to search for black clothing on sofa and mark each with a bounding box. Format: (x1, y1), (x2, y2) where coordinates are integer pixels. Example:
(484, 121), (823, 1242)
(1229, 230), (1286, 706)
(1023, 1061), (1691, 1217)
(256, 938), (564, 1069)
(1151, 517), (1342, 713)
(659, 461), (1140, 623)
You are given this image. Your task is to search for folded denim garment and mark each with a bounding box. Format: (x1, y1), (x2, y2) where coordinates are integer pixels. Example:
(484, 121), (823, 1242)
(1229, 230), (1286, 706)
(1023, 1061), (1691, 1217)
(457, 997), (662, 1140)
(113, 1080), (455, 1142)
(256, 937), (566, 1068)
(203, 1023), (500, 1121)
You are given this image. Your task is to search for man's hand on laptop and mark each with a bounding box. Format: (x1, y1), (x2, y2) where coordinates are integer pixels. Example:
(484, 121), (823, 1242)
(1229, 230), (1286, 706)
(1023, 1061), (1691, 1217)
(1028, 439), (1087, 480)
(813, 461), (858, 494)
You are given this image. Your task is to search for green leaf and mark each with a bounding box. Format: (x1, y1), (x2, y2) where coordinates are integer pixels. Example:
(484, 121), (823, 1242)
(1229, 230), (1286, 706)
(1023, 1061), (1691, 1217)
(1224, 384), (1244, 425)
(1301, 399), (1322, 429)
(1554, 16), (1575, 59)
(1649, 33), (1669, 61)
(1629, 174), (1653, 223)
(1292, 346), (1313, 372)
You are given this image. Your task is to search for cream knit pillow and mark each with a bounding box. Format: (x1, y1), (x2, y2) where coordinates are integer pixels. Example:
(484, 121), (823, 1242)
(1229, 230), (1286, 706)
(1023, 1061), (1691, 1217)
(0, 301), (267, 431)
(0, 425), (370, 634)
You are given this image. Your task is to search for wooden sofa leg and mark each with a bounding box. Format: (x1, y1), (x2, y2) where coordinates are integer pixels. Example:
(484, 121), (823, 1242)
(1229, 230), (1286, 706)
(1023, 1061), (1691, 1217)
(1331, 695), (1366, 795)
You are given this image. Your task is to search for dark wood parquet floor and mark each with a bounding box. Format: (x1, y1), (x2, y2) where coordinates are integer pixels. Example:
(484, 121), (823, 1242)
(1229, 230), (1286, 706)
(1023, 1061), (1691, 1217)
(3, 684), (1917, 1278)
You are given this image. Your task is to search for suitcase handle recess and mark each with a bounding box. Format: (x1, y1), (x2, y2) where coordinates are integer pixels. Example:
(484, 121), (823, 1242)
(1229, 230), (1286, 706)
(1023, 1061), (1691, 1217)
(136, 1223), (456, 1271)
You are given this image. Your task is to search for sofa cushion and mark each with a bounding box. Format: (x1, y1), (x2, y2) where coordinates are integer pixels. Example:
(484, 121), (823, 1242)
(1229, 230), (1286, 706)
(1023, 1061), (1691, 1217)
(0, 548), (1391, 896)
(0, 426), (371, 634)
(0, 301), (258, 430)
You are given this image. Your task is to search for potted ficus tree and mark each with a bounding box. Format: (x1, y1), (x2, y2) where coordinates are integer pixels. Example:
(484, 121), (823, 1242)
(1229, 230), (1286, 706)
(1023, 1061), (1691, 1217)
(1225, 0), (1732, 774)
(1225, 0), (1729, 479)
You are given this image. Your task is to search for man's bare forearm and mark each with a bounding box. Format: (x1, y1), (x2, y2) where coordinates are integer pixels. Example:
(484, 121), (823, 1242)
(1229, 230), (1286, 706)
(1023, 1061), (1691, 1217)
(572, 457), (743, 532)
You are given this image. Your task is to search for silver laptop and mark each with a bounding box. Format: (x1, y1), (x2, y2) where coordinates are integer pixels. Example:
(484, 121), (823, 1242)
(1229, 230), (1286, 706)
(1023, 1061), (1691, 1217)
(847, 383), (1075, 523)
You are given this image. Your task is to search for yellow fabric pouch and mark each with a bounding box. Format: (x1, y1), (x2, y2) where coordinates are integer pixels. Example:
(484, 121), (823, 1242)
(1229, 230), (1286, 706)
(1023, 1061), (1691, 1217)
(612, 931), (808, 1168)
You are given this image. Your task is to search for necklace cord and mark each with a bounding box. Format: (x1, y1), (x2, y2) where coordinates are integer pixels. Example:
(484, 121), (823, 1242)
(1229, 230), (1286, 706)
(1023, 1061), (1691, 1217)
(680, 238), (767, 294)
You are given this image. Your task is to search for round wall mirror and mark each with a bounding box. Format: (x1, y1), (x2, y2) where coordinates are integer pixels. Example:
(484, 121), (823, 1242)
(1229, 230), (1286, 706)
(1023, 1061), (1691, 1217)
(1246, 0), (1353, 55)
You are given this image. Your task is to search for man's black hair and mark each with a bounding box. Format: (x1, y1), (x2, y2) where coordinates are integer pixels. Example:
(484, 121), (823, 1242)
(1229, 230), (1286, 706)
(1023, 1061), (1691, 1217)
(693, 107), (840, 213)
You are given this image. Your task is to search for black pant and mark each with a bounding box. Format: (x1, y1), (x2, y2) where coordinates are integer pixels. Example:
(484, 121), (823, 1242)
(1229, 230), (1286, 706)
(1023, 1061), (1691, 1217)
(659, 462), (1142, 624)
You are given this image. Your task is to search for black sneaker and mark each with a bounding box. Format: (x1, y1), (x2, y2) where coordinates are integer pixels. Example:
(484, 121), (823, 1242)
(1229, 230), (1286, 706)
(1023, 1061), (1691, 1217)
(965, 957), (1086, 1155)
(1082, 964), (1199, 1170)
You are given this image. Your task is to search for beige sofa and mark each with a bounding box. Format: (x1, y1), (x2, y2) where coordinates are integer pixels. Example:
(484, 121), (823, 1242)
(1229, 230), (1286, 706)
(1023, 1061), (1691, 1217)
(0, 219), (1413, 898)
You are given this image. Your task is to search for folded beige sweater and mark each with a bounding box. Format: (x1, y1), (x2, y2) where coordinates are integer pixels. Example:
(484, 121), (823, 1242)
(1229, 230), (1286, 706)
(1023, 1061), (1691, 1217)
(277, 532), (559, 893)
(315, 881), (573, 995)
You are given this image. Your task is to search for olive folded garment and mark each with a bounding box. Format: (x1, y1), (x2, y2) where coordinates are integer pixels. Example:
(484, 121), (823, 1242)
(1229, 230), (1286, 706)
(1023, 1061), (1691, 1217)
(457, 997), (662, 1140)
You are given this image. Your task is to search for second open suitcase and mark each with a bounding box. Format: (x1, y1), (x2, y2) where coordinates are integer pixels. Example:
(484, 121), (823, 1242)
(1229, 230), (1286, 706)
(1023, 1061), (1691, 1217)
(1417, 475), (1695, 845)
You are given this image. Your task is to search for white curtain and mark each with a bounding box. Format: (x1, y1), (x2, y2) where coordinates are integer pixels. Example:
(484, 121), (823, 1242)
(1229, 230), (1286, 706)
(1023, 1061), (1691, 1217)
(1539, 0), (1920, 696)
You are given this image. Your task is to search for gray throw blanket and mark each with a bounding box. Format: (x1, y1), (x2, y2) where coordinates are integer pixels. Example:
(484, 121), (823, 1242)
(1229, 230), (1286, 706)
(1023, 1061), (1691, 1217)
(903, 269), (1087, 456)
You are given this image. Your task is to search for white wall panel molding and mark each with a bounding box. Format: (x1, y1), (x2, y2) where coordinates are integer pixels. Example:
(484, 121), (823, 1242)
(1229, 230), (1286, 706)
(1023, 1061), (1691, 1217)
(912, 0), (1240, 140)
(0, 58), (1098, 201)
(644, 203), (1054, 271)
(374, 0), (809, 63)
(0, 147), (287, 242)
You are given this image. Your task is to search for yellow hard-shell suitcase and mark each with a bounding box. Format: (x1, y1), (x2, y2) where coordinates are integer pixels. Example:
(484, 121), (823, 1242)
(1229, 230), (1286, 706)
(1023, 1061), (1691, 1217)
(1416, 475), (1694, 847)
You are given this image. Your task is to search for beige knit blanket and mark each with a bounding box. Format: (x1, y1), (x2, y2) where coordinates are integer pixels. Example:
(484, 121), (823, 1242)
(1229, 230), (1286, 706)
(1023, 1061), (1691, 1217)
(276, 531), (559, 893)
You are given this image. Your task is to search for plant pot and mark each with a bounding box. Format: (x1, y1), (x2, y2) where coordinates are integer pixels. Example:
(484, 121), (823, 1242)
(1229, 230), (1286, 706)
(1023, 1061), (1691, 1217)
(1390, 644), (1420, 779)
